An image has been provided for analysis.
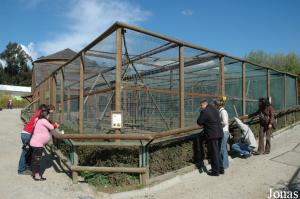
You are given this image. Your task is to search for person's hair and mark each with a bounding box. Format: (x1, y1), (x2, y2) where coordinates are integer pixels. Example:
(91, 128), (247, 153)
(214, 98), (225, 107)
(200, 99), (208, 104)
(38, 106), (50, 119)
(259, 97), (270, 107)
(38, 104), (48, 110)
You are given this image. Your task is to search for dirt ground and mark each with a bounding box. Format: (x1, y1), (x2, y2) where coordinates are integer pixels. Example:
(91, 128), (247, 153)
(1, 109), (300, 199)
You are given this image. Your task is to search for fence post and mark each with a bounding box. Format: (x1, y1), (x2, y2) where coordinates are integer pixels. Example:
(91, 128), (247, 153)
(284, 74), (287, 126)
(179, 46), (185, 128)
(139, 145), (150, 186)
(219, 56), (225, 97)
(61, 69), (65, 124)
(71, 146), (79, 184)
(115, 27), (122, 138)
(267, 69), (270, 99)
(242, 62), (246, 117)
(79, 53), (85, 134)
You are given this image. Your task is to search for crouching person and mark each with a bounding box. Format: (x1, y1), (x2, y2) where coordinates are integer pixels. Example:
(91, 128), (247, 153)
(29, 107), (62, 181)
(232, 117), (258, 159)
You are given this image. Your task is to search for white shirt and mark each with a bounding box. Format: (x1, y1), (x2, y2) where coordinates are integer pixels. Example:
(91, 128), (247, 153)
(234, 117), (258, 149)
(219, 107), (229, 132)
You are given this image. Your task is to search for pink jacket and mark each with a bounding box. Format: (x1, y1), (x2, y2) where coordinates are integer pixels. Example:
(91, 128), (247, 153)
(30, 118), (54, 147)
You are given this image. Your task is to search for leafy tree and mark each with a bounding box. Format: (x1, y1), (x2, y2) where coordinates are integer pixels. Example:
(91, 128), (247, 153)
(0, 42), (32, 86)
(245, 50), (300, 75)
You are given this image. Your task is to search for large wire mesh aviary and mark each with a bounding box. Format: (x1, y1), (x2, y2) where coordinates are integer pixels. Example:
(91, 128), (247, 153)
(31, 22), (298, 134)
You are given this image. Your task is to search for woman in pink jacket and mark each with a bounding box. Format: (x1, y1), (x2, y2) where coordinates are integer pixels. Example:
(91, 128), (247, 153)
(30, 107), (61, 181)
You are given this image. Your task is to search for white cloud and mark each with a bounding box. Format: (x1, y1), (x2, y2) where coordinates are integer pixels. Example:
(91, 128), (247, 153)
(37, 0), (151, 56)
(0, 59), (7, 68)
(21, 42), (38, 60)
(181, 9), (193, 16)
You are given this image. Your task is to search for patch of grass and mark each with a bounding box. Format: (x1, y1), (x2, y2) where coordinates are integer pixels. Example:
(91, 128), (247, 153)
(0, 94), (29, 108)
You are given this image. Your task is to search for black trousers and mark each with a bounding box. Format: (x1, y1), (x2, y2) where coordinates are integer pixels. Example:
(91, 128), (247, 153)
(31, 147), (43, 175)
(207, 138), (223, 173)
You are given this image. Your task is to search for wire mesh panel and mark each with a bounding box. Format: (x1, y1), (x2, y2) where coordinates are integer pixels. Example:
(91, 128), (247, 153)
(121, 29), (180, 132)
(184, 47), (220, 127)
(286, 75), (297, 108)
(54, 69), (63, 122)
(63, 58), (80, 133)
(83, 31), (116, 133)
(34, 62), (62, 86)
(245, 64), (267, 114)
(224, 57), (243, 117)
(270, 71), (284, 111)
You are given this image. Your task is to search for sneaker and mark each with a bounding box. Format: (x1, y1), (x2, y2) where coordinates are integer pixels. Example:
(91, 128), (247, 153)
(18, 170), (32, 175)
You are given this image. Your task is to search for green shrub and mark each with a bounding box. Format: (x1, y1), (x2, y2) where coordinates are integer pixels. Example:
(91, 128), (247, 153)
(0, 94), (29, 108)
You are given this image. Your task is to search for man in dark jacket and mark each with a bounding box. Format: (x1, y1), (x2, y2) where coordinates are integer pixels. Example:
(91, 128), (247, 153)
(197, 99), (224, 176)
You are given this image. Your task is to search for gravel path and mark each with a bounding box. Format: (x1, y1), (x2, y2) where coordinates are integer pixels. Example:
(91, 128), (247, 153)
(1, 109), (300, 199)
(0, 109), (103, 199)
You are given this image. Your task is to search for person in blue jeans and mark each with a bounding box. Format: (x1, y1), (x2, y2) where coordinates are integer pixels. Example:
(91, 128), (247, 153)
(232, 142), (254, 158)
(214, 98), (229, 169)
(232, 117), (258, 158)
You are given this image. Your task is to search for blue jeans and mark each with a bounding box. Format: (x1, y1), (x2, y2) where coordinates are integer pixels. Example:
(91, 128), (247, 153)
(220, 131), (229, 169)
(232, 143), (253, 156)
(18, 132), (31, 173)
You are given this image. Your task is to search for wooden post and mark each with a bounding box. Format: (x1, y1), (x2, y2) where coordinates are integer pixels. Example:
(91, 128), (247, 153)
(61, 70), (65, 124)
(296, 77), (299, 106)
(267, 69), (270, 99)
(49, 78), (53, 106)
(179, 46), (185, 128)
(284, 74), (287, 126)
(67, 88), (71, 120)
(115, 27), (122, 136)
(79, 53), (85, 134)
(139, 145), (150, 185)
(50, 76), (56, 121)
(242, 62), (246, 116)
(52, 77), (56, 109)
(32, 67), (36, 96)
(219, 56), (225, 97)
(72, 146), (79, 184)
(284, 74), (287, 109)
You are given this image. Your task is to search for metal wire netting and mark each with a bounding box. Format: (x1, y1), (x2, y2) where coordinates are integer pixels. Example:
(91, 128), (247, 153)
(30, 24), (298, 134)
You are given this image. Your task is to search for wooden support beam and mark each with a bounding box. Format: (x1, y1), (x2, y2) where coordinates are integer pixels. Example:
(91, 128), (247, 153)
(296, 77), (299, 105)
(115, 27), (122, 136)
(71, 146), (79, 183)
(284, 74), (287, 125)
(267, 69), (270, 98)
(60, 69), (64, 124)
(179, 46), (185, 128)
(71, 166), (147, 174)
(79, 52), (85, 134)
(242, 62), (246, 116)
(219, 56), (225, 97)
(284, 74), (287, 109)
(49, 78), (53, 107)
(56, 133), (153, 140)
(67, 88), (71, 120)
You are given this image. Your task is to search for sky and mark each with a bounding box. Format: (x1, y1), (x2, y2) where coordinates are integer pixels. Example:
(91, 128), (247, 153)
(0, 0), (299, 62)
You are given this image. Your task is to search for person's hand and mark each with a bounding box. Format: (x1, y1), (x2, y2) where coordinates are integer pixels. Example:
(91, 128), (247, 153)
(268, 124), (272, 129)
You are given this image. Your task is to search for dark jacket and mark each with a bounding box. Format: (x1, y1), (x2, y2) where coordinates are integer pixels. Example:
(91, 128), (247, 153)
(197, 104), (224, 139)
(249, 105), (275, 128)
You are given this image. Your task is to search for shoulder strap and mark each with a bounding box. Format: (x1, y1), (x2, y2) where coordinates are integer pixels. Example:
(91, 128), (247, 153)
(32, 119), (40, 135)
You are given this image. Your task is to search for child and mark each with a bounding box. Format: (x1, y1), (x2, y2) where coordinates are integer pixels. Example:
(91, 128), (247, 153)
(29, 107), (60, 181)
